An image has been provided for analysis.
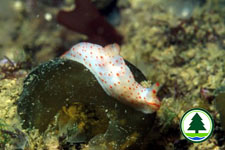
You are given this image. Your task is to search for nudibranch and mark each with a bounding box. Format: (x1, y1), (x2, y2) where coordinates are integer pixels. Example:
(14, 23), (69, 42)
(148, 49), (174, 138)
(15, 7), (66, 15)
(62, 42), (161, 113)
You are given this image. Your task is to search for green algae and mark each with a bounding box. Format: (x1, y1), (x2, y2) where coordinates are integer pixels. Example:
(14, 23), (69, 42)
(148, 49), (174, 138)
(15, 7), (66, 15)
(18, 58), (155, 149)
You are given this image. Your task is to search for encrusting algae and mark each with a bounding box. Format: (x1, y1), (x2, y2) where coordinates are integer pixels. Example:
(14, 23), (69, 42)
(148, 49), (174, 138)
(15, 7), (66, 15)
(119, 0), (225, 149)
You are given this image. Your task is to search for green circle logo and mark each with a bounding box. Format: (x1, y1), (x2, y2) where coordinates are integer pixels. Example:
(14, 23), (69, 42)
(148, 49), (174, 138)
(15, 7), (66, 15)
(180, 108), (214, 143)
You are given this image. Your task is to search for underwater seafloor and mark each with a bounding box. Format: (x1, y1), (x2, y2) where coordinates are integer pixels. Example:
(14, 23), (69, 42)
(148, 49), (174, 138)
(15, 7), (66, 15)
(0, 0), (225, 150)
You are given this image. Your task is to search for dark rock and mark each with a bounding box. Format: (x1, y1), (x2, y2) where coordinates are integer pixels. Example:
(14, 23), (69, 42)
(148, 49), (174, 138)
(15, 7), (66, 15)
(18, 58), (155, 149)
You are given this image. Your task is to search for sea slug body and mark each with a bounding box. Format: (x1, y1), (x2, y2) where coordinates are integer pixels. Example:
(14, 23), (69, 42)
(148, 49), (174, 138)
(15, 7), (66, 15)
(62, 42), (161, 114)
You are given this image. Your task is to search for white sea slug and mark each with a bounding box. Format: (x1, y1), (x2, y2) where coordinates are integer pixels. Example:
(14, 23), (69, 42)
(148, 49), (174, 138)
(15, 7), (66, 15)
(62, 42), (161, 114)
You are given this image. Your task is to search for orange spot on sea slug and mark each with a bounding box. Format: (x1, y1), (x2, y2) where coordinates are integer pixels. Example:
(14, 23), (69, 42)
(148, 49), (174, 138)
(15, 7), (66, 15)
(152, 89), (156, 94)
(156, 82), (160, 87)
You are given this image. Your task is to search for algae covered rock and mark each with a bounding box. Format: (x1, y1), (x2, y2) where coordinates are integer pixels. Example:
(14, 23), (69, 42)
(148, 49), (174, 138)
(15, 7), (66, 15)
(0, 119), (27, 150)
(215, 86), (225, 130)
(18, 58), (155, 149)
